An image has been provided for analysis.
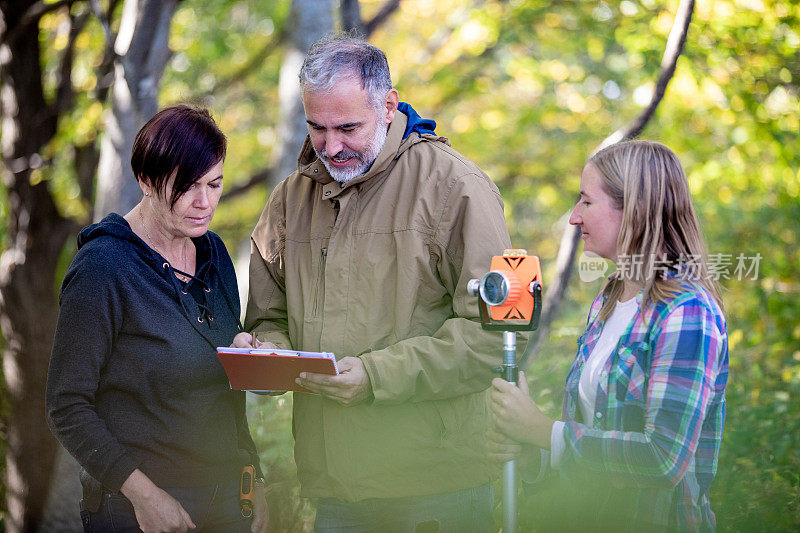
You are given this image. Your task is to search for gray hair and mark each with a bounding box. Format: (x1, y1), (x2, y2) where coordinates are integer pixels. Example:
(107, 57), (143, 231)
(299, 33), (393, 109)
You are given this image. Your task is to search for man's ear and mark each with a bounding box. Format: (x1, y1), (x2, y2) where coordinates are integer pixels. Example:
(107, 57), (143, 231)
(383, 89), (399, 124)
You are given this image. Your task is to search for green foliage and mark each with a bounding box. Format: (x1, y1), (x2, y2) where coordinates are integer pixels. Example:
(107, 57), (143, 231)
(39, 4), (111, 222)
(2, 0), (798, 529)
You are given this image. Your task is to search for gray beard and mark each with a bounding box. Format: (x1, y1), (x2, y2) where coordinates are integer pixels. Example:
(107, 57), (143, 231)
(316, 119), (388, 183)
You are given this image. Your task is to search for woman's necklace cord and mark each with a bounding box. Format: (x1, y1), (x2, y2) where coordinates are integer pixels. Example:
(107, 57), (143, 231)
(139, 207), (191, 283)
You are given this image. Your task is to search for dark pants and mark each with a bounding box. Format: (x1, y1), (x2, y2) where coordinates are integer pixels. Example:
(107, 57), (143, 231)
(313, 483), (494, 533)
(80, 479), (251, 532)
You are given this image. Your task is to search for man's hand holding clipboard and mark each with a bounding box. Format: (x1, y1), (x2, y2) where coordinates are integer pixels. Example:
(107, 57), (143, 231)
(295, 357), (371, 406)
(228, 333), (370, 404)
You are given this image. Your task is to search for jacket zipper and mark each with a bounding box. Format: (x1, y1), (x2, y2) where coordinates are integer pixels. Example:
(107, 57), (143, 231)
(312, 247), (327, 317)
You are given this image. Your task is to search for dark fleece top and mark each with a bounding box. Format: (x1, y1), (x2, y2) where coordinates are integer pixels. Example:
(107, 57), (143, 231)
(46, 213), (261, 492)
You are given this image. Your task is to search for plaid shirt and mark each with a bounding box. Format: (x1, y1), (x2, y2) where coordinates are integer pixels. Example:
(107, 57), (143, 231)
(557, 275), (728, 531)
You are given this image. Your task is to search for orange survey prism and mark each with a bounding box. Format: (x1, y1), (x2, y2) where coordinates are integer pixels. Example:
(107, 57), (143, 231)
(467, 249), (543, 330)
(216, 348), (338, 393)
(487, 250), (541, 322)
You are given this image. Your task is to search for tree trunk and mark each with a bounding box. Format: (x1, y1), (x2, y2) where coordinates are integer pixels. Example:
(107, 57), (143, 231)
(0, 3), (78, 530)
(39, 446), (82, 532)
(94, 0), (178, 220)
(341, 0), (365, 36)
(272, 0), (333, 187)
(234, 0), (333, 309)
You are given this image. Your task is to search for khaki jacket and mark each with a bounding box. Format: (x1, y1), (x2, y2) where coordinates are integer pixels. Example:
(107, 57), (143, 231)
(246, 111), (512, 500)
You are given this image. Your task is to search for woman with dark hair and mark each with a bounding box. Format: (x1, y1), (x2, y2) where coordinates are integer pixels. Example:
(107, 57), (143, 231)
(489, 141), (728, 531)
(47, 105), (268, 532)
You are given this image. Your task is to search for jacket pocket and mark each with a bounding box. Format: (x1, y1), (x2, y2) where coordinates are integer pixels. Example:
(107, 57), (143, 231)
(432, 392), (490, 446)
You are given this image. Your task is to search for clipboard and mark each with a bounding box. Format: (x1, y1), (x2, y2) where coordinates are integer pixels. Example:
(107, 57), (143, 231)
(216, 347), (338, 393)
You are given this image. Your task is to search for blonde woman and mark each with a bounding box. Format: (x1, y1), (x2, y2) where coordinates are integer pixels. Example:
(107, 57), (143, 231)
(490, 141), (728, 531)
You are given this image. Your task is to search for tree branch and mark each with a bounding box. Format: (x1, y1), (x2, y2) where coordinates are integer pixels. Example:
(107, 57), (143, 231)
(18, 0), (74, 26)
(204, 0), (399, 101)
(200, 25), (288, 97)
(5, 0), (77, 44)
(89, 0), (115, 49)
(73, 141), (99, 207)
(594, 0), (695, 152)
(365, 0), (401, 37)
(519, 0), (696, 370)
(341, 0), (365, 36)
(54, 7), (92, 116)
(91, 0), (121, 102)
(141, 4), (175, 81)
(220, 167), (275, 201)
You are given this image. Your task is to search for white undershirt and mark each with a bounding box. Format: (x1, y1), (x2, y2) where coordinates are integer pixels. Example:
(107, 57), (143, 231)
(550, 296), (639, 467)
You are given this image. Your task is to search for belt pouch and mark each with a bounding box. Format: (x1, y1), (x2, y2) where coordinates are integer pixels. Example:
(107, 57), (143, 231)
(79, 468), (103, 513)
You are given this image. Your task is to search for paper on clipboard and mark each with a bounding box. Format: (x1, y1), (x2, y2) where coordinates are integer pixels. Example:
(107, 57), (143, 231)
(216, 347), (338, 393)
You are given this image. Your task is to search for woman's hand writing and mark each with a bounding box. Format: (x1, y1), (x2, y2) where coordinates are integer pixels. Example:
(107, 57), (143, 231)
(232, 332), (277, 350)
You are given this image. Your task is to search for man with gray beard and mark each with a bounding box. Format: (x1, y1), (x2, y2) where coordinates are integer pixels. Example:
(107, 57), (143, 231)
(237, 33), (512, 532)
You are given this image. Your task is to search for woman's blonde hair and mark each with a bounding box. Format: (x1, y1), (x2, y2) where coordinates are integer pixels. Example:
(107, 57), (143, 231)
(587, 140), (722, 321)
